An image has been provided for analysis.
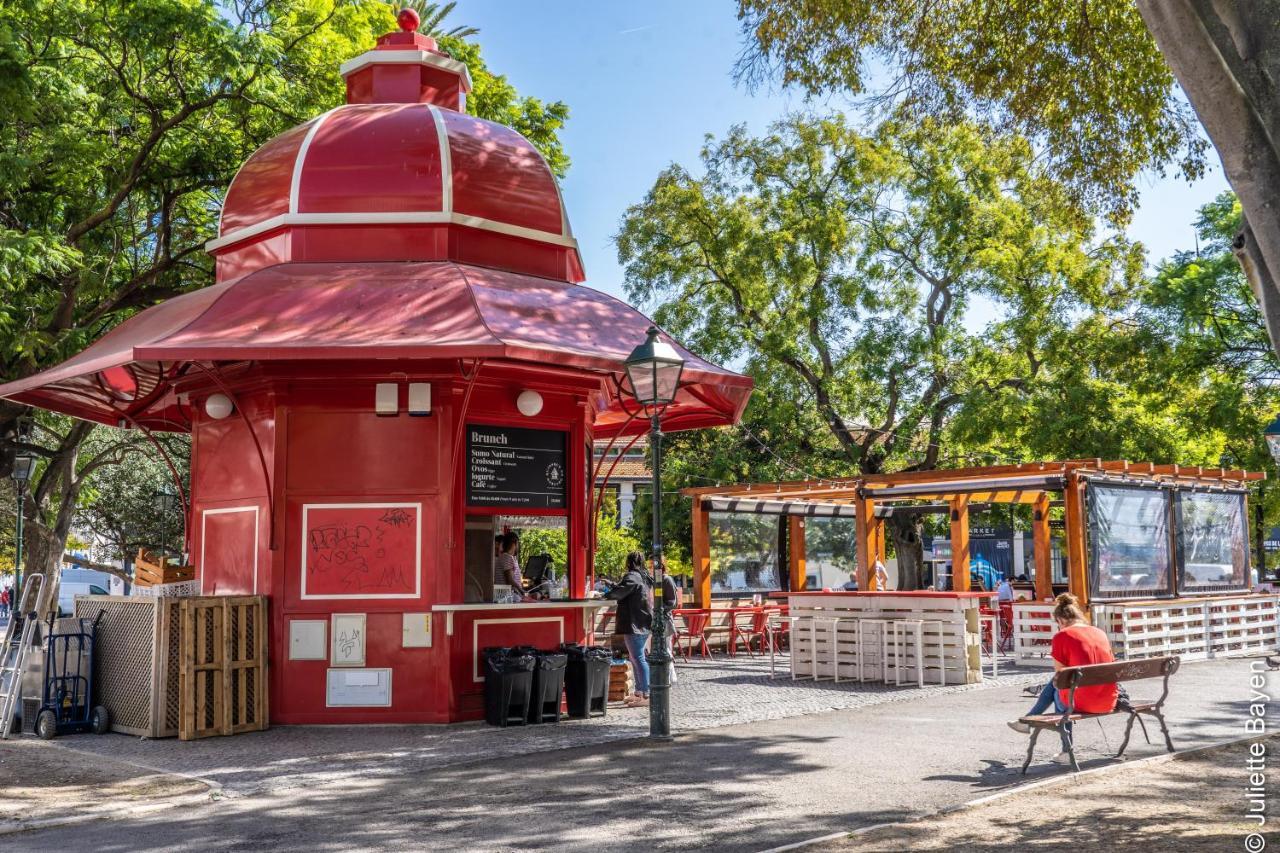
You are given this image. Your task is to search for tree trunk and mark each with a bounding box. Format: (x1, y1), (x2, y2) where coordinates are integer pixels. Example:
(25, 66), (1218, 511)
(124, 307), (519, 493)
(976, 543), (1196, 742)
(885, 513), (924, 590)
(1137, 0), (1280, 356)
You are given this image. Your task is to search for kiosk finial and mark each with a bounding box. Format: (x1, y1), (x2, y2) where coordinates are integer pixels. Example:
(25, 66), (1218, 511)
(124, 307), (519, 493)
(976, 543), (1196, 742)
(397, 8), (420, 32)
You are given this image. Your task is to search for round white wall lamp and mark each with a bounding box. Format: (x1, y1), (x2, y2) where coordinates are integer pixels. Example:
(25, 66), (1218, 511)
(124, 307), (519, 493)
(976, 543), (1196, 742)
(205, 393), (234, 420)
(516, 390), (544, 417)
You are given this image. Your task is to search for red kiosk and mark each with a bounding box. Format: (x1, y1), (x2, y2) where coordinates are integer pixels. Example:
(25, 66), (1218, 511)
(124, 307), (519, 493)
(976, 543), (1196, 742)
(0, 18), (751, 723)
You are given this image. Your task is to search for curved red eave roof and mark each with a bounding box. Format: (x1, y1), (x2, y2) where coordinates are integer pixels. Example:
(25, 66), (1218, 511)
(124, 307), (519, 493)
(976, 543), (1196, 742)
(0, 262), (751, 437)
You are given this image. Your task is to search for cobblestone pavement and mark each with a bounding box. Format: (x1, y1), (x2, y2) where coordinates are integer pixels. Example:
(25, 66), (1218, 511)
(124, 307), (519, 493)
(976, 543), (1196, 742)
(44, 652), (1043, 796)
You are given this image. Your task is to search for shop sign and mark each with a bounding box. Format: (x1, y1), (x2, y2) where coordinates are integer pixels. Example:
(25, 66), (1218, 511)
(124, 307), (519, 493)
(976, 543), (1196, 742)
(467, 425), (567, 508)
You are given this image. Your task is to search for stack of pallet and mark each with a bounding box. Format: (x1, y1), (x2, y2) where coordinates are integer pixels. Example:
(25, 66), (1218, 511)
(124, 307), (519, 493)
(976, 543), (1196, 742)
(608, 661), (633, 702)
(134, 548), (194, 588)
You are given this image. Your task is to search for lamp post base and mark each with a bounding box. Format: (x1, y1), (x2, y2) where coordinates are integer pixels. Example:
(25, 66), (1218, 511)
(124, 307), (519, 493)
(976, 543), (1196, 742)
(646, 647), (672, 739)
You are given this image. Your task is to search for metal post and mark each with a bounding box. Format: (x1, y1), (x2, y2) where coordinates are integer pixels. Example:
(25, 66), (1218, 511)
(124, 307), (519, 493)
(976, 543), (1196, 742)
(646, 413), (672, 739)
(13, 482), (23, 612)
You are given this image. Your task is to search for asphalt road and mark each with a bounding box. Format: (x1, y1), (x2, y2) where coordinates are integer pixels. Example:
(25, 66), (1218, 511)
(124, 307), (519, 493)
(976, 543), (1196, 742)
(6, 656), (1265, 852)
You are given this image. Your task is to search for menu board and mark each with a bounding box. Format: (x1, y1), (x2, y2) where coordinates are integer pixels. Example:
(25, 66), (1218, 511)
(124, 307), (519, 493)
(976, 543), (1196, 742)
(467, 425), (567, 508)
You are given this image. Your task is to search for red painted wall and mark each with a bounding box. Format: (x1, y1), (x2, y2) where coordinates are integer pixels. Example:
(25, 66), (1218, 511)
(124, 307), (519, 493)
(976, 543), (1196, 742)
(187, 367), (601, 723)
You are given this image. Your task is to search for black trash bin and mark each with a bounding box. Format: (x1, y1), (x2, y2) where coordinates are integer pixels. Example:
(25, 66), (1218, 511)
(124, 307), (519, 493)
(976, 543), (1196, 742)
(483, 647), (535, 727)
(528, 651), (568, 723)
(561, 643), (609, 719)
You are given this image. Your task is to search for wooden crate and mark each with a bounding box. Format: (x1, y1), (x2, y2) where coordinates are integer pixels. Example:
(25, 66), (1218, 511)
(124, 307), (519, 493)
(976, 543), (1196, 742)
(608, 661), (633, 702)
(135, 548), (195, 587)
(179, 596), (269, 740)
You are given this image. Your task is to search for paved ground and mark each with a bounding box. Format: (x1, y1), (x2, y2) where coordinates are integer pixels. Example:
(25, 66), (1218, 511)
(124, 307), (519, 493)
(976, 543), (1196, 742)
(0, 739), (206, 834)
(29, 652), (1043, 796)
(828, 736), (1274, 852)
(4, 654), (1265, 852)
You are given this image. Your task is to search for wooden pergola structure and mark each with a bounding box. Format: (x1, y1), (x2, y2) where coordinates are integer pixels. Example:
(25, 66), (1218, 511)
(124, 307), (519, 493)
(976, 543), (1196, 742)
(682, 460), (1264, 607)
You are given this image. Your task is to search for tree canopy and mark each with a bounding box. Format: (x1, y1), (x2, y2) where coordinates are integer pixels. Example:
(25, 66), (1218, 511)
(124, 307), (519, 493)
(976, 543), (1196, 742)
(735, 1), (1280, 373)
(0, 0), (569, 574)
(618, 115), (1139, 477)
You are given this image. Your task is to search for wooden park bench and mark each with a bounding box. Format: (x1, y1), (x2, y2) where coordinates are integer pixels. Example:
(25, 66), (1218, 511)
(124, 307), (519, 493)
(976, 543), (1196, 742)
(1020, 655), (1180, 774)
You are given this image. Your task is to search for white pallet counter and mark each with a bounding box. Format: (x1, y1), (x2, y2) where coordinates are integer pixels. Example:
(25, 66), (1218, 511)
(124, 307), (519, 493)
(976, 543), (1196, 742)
(781, 592), (986, 684)
(1092, 594), (1278, 661)
(1012, 602), (1056, 664)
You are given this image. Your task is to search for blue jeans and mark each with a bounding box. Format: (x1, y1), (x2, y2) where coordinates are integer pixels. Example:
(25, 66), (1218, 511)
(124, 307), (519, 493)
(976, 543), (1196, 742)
(623, 633), (650, 695)
(1028, 679), (1073, 750)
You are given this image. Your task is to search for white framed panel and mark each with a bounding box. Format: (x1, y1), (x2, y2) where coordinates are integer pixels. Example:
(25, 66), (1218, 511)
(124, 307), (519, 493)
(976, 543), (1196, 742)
(326, 668), (392, 707)
(471, 617), (564, 683)
(300, 502), (422, 600)
(289, 619), (327, 660)
(199, 505), (260, 595)
(331, 613), (367, 667)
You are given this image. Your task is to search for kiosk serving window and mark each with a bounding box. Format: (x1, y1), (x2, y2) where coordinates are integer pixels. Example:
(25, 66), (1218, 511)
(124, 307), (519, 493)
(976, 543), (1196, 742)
(1087, 483), (1174, 599)
(1175, 490), (1250, 593)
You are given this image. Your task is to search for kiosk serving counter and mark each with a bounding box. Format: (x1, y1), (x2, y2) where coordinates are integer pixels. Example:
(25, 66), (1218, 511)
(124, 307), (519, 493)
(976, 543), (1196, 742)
(0, 15), (750, 724)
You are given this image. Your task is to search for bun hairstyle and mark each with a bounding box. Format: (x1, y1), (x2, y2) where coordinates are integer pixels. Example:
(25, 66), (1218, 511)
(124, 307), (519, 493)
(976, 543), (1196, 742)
(1052, 592), (1086, 623)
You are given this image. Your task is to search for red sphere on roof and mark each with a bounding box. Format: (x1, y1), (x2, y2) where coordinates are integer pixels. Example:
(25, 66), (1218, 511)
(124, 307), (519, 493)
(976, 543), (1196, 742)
(208, 23), (583, 284)
(396, 8), (420, 32)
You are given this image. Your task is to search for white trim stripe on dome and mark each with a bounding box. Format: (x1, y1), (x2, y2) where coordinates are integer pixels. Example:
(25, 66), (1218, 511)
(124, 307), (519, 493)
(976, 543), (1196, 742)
(205, 211), (581, 252)
(338, 49), (474, 93)
(289, 106), (344, 215)
(427, 105), (453, 215)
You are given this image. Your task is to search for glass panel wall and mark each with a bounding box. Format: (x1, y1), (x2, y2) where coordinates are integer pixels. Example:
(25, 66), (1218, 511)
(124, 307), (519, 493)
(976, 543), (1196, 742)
(709, 512), (780, 594)
(1176, 491), (1250, 593)
(803, 517), (858, 589)
(1087, 484), (1174, 599)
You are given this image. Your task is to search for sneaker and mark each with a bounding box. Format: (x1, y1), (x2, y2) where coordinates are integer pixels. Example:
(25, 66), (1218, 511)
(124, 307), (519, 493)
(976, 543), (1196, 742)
(1051, 751), (1074, 765)
(1007, 720), (1030, 734)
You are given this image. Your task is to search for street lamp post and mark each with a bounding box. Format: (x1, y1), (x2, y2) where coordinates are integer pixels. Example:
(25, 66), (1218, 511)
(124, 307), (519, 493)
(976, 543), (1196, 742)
(10, 422), (37, 612)
(154, 482), (179, 559)
(624, 326), (685, 740)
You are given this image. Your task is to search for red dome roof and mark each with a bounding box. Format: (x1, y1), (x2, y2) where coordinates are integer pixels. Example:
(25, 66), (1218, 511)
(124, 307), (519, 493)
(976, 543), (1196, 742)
(207, 26), (583, 284)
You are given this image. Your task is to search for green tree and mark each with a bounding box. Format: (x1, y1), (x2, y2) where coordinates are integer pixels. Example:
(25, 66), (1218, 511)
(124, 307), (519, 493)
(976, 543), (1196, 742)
(0, 0), (569, 574)
(616, 115), (1139, 586)
(735, 1), (1280, 364)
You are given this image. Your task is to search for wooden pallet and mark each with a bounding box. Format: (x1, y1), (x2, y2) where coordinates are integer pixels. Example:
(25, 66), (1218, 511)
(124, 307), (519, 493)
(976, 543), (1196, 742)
(179, 596), (269, 740)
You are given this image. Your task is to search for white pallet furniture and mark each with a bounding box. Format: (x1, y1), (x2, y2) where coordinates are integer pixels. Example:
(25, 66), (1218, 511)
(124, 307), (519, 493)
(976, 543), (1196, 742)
(1093, 594), (1278, 662)
(783, 593), (984, 684)
(1012, 602), (1057, 664)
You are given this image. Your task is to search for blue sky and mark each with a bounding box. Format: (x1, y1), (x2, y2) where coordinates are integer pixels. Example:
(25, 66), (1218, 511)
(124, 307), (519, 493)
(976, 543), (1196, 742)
(454, 0), (1229, 306)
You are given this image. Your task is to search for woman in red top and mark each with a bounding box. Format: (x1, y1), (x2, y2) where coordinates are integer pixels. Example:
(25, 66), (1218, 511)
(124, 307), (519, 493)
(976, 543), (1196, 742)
(1008, 593), (1116, 763)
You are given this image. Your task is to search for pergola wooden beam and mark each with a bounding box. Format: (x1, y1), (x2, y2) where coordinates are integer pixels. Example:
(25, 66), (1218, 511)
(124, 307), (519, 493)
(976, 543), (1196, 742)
(1032, 492), (1053, 601)
(950, 496), (971, 592)
(692, 501), (711, 607)
(788, 516), (806, 592)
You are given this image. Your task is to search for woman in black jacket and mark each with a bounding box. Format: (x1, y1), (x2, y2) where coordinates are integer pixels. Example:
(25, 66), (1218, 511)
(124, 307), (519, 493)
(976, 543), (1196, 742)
(605, 551), (653, 707)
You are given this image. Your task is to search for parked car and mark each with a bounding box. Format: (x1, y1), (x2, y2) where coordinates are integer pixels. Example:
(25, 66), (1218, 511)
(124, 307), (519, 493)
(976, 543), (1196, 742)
(58, 581), (109, 617)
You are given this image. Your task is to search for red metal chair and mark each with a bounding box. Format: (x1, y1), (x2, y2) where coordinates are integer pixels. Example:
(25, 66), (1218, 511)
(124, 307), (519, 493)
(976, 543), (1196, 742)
(998, 601), (1015, 653)
(674, 609), (711, 660)
(729, 608), (769, 656)
(979, 605), (998, 654)
(764, 606), (790, 651)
